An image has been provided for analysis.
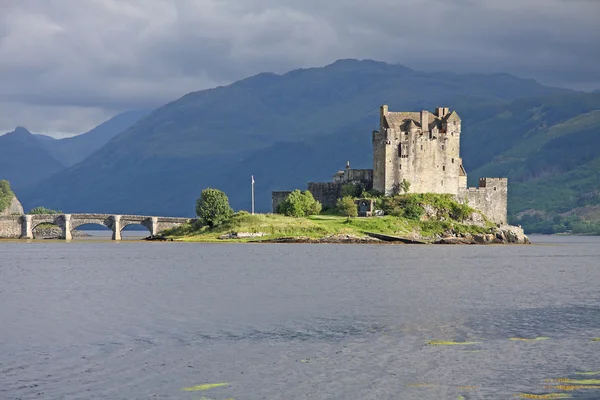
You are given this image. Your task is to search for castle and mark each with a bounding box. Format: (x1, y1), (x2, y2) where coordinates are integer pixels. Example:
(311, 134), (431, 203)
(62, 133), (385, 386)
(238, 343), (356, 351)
(272, 105), (508, 224)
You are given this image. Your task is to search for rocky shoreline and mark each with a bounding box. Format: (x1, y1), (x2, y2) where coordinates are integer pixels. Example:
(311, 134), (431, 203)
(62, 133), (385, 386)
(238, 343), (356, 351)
(251, 225), (530, 245)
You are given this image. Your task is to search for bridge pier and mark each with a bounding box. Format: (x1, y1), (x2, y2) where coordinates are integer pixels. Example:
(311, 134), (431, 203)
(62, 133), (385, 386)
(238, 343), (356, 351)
(112, 215), (122, 241)
(20, 215), (33, 239)
(150, 217), (158, 236)
(61, 214), (72, 240)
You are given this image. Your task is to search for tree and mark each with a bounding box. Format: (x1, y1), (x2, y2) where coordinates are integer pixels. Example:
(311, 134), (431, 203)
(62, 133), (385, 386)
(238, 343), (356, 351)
(278, 190), (322, 217)
(341, 183), (359, 198)
(400, 179), (411, 194)
(196, 188), (233, 227)
(336, 196), (358, 220)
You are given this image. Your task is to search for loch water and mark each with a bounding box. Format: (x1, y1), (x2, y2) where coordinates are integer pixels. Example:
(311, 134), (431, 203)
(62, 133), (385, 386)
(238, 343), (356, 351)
(1, 236), (599, 399)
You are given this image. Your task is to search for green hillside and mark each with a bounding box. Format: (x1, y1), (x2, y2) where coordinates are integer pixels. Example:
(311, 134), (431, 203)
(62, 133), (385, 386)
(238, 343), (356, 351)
(466, 98), (600, 233)
(20, 59), (572, 216)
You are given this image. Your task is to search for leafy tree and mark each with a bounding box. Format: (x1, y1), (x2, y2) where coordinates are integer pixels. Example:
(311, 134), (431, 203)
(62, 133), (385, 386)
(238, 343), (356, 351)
(29, 206), (62, 215)
(196, 188), (233, 227)
(341, 183), (358, 198)
(400, 179), (411, 194)
(278, 190), (322, 217)
(336, 196), (358, 220)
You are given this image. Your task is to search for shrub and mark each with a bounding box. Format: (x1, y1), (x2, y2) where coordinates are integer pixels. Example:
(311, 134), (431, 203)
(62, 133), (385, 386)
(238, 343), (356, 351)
(278, 190), (322, 217)
(196, 188), (233, 227)
(336, 196), (358, 219)
(29, 206), (62, 214)
(0, 180), (15, 214)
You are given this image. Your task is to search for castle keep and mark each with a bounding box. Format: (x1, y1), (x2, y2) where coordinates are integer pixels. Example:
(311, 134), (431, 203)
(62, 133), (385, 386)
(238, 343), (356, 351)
(273, 105), (508, 224)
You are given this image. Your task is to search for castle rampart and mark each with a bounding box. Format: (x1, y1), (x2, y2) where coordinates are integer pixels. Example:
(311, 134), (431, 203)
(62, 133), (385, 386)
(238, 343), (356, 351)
(458, 178), (508, 225)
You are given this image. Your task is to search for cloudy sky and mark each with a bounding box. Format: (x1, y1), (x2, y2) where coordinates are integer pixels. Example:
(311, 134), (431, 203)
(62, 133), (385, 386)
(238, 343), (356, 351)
(1, 0), (599, 137)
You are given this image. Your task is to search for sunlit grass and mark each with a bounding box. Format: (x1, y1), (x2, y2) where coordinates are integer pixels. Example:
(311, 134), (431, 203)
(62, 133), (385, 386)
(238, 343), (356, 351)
(164, 211), (493, 243)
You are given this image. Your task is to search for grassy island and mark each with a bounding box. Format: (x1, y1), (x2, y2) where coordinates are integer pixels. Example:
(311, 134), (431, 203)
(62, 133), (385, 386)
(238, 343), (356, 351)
(165, 212), (495, 243)
(163, 192), (512, 244)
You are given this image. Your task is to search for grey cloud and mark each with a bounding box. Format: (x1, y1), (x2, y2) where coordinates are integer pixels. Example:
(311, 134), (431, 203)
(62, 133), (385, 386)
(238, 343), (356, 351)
(0, 0), (599, 135)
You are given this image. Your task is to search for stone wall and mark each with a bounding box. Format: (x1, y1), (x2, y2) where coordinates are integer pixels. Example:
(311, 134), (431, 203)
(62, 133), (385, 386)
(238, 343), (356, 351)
(307, 182), (342, 209)
(272, 191), (293, 213)
(0, 216), (22, 238)
(458, 178), (508, 225)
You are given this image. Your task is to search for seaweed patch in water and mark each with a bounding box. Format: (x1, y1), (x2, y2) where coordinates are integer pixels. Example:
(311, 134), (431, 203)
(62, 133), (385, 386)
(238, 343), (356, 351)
(545, 378), (600, 385)
(574, 371), (600, 375)
(182, 383), (230, 391)
(427, 340), (479, 346)
(592, 338), (600, 342)
(407, 383), (436, 388)
(545, 385), (600, 391)
(509, 337), (549, 342)
(513, 393), (572, 399)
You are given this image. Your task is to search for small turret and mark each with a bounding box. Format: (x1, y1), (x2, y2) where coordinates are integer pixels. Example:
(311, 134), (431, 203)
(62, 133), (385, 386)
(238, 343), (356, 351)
(380, 104), (388, 127)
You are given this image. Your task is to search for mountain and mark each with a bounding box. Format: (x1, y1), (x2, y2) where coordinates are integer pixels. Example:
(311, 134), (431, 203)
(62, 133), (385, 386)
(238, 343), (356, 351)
(42, 109), (150, 166)
(20, 59), (573, 216)
(460, 93), (600, 232)
(0, 127), (65, 195)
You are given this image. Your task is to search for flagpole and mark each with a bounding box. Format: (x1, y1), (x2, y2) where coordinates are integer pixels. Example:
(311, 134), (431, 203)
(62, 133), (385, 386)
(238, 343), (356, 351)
(251, 175), (255, 215)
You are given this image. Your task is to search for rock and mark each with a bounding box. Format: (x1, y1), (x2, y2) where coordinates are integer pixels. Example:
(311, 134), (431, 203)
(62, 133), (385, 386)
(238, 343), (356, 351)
(435, 236), (476, 245)
(494, 225), (530, 244)
(463, 211), (487, 227)
(219, 232), (267, 239)
(144, 235), (173, 241)
(0, 196), (24, 216)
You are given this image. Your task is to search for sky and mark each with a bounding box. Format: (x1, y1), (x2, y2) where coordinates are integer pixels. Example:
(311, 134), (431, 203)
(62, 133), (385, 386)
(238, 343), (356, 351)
(1, 0), (599, 137)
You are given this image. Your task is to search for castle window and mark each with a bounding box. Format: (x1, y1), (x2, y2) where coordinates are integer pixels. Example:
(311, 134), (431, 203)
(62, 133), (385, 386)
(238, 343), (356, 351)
(452, 158), (454, 163)
(420, 145), (423, 151)
(494, 187), (497, 191)
(441, 145), (445, 150)
(441, 180), (444, 186)
(443, 166), (445, 171)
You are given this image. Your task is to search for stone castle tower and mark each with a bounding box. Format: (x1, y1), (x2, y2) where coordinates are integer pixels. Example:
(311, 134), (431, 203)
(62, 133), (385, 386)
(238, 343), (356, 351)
(273, 104), (508, 224)
(373, 105), (467, 195)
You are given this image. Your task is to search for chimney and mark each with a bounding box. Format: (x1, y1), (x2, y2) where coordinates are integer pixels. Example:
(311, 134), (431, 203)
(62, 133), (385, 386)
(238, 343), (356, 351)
(444, 107), (449, 116)
(380, 104), (388, 127)
(420, 110), (429, 132)
(435, 107), (444, 117)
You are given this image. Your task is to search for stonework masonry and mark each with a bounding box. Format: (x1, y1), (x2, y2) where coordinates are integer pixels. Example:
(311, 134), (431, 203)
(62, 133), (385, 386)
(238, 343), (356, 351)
(458, 178), (508, 225)
(272, 105), (508, 224)
(0, 213), (191, 240)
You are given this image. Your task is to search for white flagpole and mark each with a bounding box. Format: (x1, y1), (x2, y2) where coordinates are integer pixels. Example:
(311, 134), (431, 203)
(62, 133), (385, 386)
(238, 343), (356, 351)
(251, 175), (255, 215)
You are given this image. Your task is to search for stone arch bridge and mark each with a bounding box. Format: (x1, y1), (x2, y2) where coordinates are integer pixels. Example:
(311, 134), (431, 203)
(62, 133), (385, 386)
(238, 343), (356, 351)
(0, 213), (192, 240)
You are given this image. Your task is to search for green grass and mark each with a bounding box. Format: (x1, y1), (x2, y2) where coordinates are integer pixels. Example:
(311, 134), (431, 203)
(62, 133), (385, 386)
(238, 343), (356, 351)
(165, 212), (493, 243)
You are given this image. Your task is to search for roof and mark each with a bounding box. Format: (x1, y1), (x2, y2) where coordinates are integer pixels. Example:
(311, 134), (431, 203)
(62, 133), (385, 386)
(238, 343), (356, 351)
(459, 164), (467, 176)
(383, 109), (461, 130)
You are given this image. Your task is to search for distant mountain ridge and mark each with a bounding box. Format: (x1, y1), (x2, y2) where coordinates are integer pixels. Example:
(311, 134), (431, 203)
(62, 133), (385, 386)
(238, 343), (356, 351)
(19, 59), (576, 217)
(0, 110), (148, 206)
(41, 109), (150, 166)
(0, 127), (65, 194)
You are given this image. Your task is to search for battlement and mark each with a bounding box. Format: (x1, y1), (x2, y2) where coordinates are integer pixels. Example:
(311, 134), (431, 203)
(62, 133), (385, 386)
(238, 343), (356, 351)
(457, 178), (508, 224)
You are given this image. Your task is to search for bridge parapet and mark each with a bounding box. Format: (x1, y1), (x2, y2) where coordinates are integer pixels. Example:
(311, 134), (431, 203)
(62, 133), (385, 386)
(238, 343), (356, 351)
(1, 213), (192, 240)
